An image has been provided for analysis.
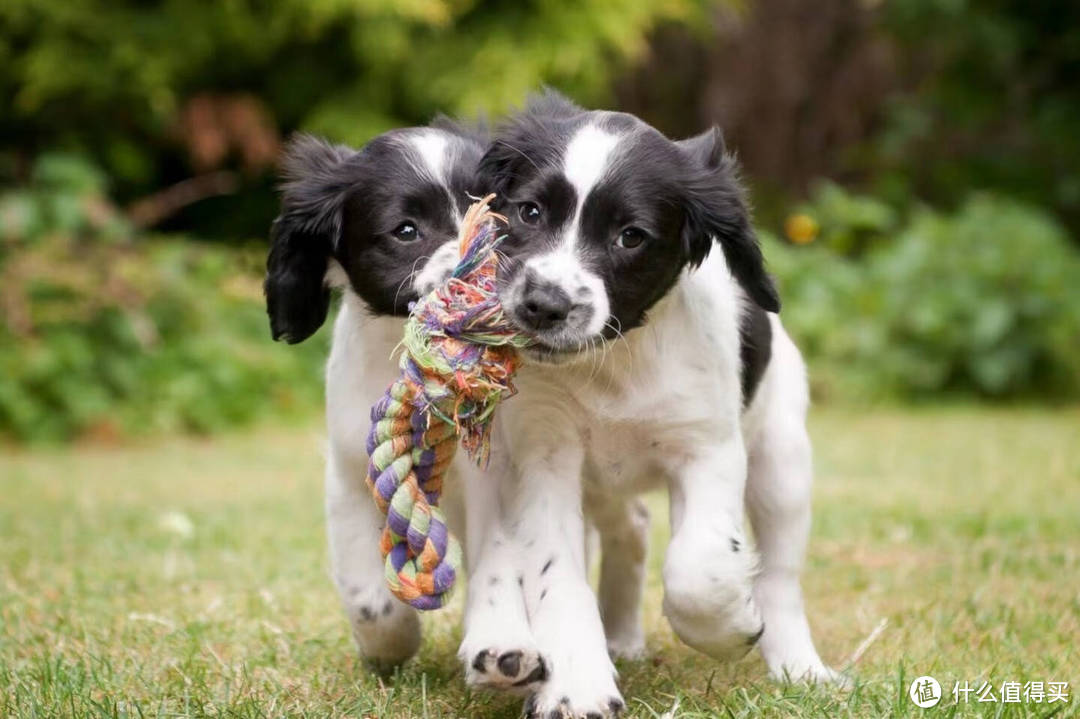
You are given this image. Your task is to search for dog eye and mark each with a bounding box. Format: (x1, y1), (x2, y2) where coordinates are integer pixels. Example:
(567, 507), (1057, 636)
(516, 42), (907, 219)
(518, 202), (542, 226)
(392, 222), (419, 242)
(615, 227), (647, 249)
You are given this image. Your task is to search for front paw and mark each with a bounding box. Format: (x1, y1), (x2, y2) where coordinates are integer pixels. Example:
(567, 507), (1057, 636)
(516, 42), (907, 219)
(662, 549), (764, 661)
(524, 657), (624, 719)
(462, 646), (549, 693)
(663, 590), (764, 662)
(525, 688), (625, 719)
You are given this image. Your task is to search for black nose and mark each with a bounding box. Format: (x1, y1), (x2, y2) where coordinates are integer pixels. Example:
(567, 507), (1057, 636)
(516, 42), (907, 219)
(517, 277), (572, 331)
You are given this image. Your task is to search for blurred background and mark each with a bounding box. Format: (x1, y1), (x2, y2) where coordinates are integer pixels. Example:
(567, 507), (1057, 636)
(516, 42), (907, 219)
(2, 0), (1079, 445)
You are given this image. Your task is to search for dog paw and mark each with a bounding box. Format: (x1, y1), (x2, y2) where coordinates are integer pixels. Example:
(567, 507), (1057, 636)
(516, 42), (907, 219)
(662, 557), (764, 662)
(605, 626), (645, 661)
(525, 690), (625, 719)
(523, 653), (624, 719)
(344, 589), (420, 671)
(464, 647), (549, 692)
(770, 660), (850, 687)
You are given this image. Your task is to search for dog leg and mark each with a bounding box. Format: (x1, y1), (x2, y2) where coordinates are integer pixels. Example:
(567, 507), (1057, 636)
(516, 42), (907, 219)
(746, 419), (840, 683)
(501, 429), (625, 718)
(458, 453), (548, 694)
(326, 449), (421, 671)
(592, 494), (650, 660)
(662, 434), (765, 661)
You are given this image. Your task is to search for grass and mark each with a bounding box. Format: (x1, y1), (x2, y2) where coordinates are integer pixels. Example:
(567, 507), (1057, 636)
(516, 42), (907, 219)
(2, 406), (1078, 718)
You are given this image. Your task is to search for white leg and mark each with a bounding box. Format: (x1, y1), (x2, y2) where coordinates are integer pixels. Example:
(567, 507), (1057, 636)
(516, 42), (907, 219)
(662, 436), (765, 660)
(592, 494), (649, 660)
(500, 418), (625, 718)
(325, 448), (420, 670)
(746, 420), (839, 683)
(457, 453), (547, 693)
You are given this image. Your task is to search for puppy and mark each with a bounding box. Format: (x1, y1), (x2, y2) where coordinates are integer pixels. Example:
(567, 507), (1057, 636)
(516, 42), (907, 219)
(266, 122), (502, 670)
(457, 92), (838, 717)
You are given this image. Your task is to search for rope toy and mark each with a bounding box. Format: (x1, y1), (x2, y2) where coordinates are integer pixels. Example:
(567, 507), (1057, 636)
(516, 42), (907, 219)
(365, 195), (530, 610)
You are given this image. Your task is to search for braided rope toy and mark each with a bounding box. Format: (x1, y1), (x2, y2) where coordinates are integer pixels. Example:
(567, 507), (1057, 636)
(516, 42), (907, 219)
(365, 195), (530, 610)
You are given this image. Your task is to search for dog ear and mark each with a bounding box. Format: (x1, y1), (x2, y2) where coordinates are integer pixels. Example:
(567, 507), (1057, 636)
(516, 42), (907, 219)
(679, 126), (780, 313)
(677, 125), (727, 169)
(265, 134), (355, 343)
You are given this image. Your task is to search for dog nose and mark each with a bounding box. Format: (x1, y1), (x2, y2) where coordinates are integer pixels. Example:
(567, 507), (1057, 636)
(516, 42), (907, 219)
(517, 277), (572, 331)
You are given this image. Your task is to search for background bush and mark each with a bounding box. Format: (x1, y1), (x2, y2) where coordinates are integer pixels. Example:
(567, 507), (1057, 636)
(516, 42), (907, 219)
(0, 155), (326, 442)
(1, 0), (701, 239)
(771, 190), (1080, 401)
(1, 0), (1078, 443)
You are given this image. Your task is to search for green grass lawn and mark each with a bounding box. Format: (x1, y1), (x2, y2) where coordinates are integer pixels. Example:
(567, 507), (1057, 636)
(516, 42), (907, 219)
(2, 406), (1078, 718)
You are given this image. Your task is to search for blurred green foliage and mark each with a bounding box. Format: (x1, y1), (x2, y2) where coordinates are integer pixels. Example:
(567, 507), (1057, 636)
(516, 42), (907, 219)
(0, 154), (326, 443)
(872, 0), (1080, 233)
(771, 189), (1080, 401)
(1, 0), (1079, 443)
(1, 0), (698, 209)
(0, 0), (705, 442)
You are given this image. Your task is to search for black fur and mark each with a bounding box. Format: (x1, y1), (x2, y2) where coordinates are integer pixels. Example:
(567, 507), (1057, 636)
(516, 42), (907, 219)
(676, 124), (779, 311)
(739, 303), (773, 404)
(265, 136), (352, 343)
(265, 125), (485, 343)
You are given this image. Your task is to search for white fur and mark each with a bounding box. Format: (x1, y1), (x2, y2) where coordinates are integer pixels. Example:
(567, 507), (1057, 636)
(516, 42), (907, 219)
(405, 130), (465, 222)
(562, 124), (621, 250)
(407, 131), (449, 185)
(744, 315), (840, 682)
(413, 239), (460, 296)
(324, 295), (422, 667)
(590, 494), (649, 659)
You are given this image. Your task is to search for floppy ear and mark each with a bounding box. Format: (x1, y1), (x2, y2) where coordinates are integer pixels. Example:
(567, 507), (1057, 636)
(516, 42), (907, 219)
(265, 134), (355, 343)
(679, 126), (781, 313)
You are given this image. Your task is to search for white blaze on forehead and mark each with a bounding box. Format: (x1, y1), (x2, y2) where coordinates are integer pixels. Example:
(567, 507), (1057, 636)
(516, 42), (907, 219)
(408, 130), (449, 184)
(406, 130), (465, 223)
(563, 124), (621, 214)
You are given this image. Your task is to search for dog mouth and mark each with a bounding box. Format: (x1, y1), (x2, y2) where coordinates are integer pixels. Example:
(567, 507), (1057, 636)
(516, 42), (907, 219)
(503, 304), (611, 365)
(519, 340), (583, 365)
(513, 328), (616, 366)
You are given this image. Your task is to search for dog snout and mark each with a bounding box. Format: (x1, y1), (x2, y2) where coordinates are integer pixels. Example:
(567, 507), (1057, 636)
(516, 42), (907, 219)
(516, 271), (572, 331)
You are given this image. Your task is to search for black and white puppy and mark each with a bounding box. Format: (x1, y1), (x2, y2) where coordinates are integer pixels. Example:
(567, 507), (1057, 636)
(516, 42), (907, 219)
(265, 122), (548, 680)
(457, 92), (839, 717)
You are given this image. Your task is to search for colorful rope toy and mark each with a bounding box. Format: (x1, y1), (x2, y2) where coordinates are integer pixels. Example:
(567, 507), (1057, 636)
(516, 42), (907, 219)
(365, 195), (530, 610)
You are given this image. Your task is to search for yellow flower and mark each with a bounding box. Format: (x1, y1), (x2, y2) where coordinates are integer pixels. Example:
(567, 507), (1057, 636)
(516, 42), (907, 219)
(785, 213), (819, 245)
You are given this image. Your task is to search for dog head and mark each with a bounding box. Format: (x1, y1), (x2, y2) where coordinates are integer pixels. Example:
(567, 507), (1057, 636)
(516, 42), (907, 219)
(478, 91), (778, 362)
(265, 121), (484, 343)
